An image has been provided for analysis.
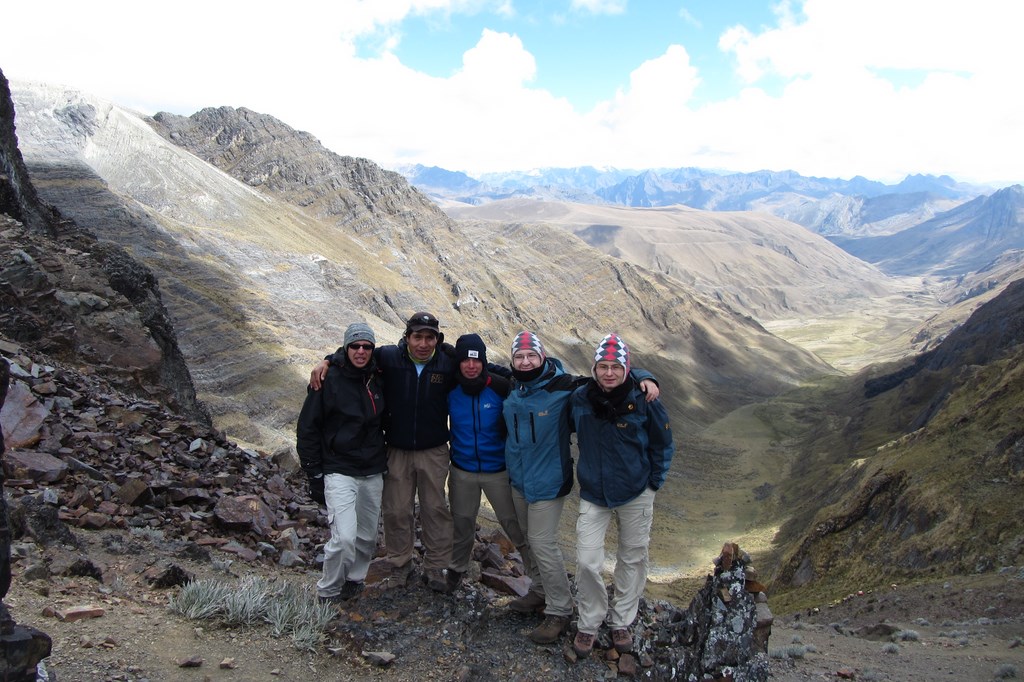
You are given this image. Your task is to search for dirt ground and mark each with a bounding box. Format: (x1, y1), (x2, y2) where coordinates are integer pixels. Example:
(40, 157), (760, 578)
(7, 527), (1023, 681)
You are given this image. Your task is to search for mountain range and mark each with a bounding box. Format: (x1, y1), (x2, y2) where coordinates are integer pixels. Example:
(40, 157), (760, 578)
(399, 163), (988, 237)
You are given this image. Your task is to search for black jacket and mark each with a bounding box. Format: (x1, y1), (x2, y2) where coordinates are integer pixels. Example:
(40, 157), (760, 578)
(296, 354), (387, 477)
(372, 339), (457, 451)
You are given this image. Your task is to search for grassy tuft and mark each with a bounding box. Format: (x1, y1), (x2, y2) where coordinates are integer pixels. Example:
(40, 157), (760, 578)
(170, 575), (336, 651)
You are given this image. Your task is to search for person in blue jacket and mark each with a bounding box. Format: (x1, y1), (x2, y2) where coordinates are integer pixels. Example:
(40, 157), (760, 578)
(503, 331), (661, 645)
(445, 334), (538, 596)
(568, 333), (674, 659)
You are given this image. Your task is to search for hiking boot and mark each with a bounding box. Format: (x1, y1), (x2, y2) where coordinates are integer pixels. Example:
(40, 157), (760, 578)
(445, 569), (464, 592)
(339, 580), (364, 601)
(380, 562), (413, 589)
(424, 568), (449, 593)
(573, 631), (595, 658)
(527, 615), (570, 644)
(317, 593), (343, 605)
(508, 591), (546, 614)
(611, 627), (632, 653)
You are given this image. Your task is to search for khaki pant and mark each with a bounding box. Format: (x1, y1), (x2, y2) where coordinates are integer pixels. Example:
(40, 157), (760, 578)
(447, 466), (536, 582)
(317, 472), (384, 598)
(511, 488), (573, 617)
(381, 444), (453, 571)
(575, 488), (655, 635)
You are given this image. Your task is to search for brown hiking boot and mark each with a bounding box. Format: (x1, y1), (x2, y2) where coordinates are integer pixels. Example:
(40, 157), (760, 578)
(380, 562), (413, 589)
(445, 569), (464, 592)
(424, 568), (448, 593)
(508, 591), (546, 614)
(611, 627), (632, 653)
(527, 615), (570, 644)
(573, 631), (595, 657)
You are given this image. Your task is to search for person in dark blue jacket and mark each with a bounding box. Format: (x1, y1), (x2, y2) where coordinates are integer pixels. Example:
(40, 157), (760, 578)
(568, 333), (674, 659)
(445, 334), (538, 595)
(296, 322), (387, 603)
(503, 331), (661, 645)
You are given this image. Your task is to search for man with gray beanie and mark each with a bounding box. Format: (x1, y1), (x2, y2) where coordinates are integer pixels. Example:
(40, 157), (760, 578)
(297, 321), (387, 603)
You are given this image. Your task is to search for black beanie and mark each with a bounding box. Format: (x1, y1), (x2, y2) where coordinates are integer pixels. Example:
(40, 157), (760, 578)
(455, 333), (487, 366)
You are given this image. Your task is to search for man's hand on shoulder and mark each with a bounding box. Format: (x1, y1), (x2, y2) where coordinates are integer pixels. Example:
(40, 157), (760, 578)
(309, 359), (330, 390)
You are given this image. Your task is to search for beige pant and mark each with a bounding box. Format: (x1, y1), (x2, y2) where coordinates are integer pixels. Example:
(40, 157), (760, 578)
(511, 488), (573, 617)
(574, 488), (655, 635)
(381, 444), (453, 571)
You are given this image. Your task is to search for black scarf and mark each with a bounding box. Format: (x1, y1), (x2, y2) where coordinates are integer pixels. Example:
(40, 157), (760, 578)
(586, 377), (636, 421)
(512, 364), (545, 384)
(457, 370), (489, 396)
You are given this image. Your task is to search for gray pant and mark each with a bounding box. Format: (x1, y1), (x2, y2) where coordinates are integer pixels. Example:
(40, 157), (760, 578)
(448, 467), (537, 583)
(317, 472), (384, 598)
(511, 488), (572, 617)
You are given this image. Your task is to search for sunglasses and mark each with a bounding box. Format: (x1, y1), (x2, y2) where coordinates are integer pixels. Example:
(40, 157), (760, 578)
(349, 343), (374, 351)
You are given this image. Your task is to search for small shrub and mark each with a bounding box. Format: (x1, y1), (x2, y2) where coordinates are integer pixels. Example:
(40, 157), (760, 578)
(790, 634), (803, 644)
(168, 579), (231, 620)
(895, 629), (920, 642)
(169, 576), (337, 653)
(994, 663), (1019, 679)
(221, 576), (274, 627)
(881, 642), (900, 654)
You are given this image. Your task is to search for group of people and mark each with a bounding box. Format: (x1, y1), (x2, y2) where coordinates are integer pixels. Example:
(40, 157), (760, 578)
(295, 311), (674, 657)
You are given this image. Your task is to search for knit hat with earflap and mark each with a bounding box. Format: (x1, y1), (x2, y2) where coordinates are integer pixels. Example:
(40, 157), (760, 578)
(592, 333), (630, 380)
(511, 331), (546, 361)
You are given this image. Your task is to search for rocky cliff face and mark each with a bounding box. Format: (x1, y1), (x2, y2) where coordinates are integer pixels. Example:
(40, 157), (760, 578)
(0, 70), (207, 424)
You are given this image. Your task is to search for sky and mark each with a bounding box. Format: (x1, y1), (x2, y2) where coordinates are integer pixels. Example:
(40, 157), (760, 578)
(2, 0), (1022, 186)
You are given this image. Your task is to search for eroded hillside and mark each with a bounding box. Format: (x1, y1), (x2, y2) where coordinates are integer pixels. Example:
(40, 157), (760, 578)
(759, 278), (1024, 608)
(10, 81), (834, 457)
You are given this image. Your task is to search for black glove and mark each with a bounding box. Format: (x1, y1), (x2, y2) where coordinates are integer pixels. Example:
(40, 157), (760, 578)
(308, 474), (326, 505)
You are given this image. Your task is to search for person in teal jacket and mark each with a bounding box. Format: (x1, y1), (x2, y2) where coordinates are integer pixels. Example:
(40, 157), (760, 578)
(568, 333), (674, 659)
(502, 330), (660, 645)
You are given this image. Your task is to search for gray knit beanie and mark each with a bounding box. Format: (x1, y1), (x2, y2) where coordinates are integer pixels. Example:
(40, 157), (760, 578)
(343, 322), (376, 347)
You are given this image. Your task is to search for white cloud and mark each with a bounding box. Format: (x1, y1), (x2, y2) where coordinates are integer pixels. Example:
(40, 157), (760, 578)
(2, 0), (1021, 184)
(570, 0), (628, 15)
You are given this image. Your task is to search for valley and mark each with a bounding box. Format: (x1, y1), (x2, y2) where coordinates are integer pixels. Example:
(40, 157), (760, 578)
(3, 72), (1023, 680)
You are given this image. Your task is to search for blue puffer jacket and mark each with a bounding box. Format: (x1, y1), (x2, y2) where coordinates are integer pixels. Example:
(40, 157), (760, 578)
(570, 378), (674, 509)
(448, 373), (510, 473)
